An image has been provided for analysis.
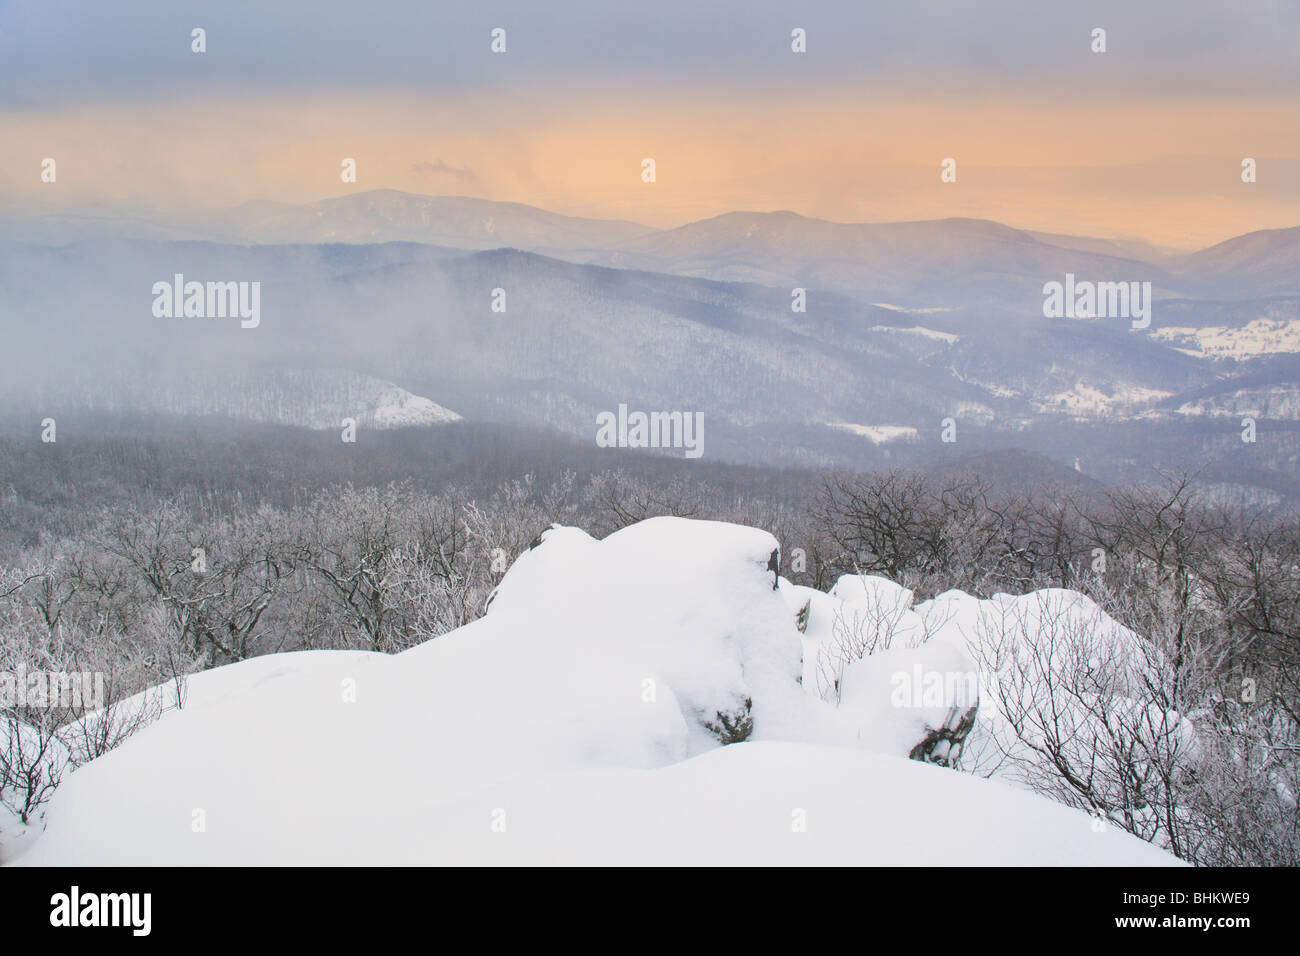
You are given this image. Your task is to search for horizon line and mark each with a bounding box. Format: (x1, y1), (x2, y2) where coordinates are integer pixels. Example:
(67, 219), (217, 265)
(6, 187), (1295, 255)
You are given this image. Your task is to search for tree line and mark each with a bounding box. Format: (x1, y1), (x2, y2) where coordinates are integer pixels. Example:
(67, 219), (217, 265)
(2, 460), (1297, 865)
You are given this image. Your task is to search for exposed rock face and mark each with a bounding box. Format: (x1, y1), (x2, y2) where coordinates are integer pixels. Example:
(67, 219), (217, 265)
(794, 599), (811, 634)
(909, 704), (979, 767)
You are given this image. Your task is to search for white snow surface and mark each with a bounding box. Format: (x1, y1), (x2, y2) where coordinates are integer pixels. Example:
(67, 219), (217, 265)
(830, 423), (921, 444)
(870, 324), (960, 344)
(1152, 318), (1300, 360)
(370, 386), (462, 427)
(1034, 381), (1173, 419)
(9, 518), (1180, 866)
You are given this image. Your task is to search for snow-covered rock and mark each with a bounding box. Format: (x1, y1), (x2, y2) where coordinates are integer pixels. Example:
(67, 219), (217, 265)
(779, 573), (981, 763)
(916, 587), (1196, 797)
(7, 518), (1181, 866)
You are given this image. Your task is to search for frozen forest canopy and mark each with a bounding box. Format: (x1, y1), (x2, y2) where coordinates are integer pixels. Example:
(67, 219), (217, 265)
(2, 434), (1297, 865)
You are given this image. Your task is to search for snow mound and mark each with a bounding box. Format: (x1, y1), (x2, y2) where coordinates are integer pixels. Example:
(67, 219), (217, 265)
(780, 574), (979, 761)
(9, 519), (1180, 866)
(919, 587), (1154, 694)
(915, 587), (1195, 791)
(481, 518), (802, 746)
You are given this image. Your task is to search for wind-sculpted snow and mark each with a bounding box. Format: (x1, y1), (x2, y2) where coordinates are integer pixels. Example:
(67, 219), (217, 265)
(8, 518), (1180, 865)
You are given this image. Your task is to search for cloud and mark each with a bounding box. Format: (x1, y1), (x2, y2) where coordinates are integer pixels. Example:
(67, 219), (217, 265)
(2, 0), (1298, 103)
(2, 2), (1299, 244)
(3, 90), (1300, 246)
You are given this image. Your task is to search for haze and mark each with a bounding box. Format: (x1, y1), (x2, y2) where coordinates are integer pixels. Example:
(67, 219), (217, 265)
(2, 0), (1299, 247)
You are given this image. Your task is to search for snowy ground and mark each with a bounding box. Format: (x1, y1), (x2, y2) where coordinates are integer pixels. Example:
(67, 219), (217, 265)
(1152, 318), (1300, 360)
(6, 518), (1181, 866)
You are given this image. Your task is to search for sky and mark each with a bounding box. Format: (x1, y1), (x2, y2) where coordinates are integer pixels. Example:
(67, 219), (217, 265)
(2, 0), (1298, 247)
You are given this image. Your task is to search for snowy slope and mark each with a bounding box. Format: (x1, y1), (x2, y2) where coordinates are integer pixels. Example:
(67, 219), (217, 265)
(369, 384), (462, 427)
(1152, 318), (1300, 360)
(9, 519), (1181, 866)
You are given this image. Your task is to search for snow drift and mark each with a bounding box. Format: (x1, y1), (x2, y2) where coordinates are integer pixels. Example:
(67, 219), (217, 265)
(6, 517), (1180, 865)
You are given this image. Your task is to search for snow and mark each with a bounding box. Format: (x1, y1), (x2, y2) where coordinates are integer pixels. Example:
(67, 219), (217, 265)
(1152, 318), (1300, 360)
(912, 588), (1195, 795)
(7, 518), (1181, 866)
(0, 721), (71, 861)
(1175, 385), (1300, 421)
(370, 385), (462, 427)
(870, 303), (956, 315)
(830, 423), (921, 444)
(779, 574), (979, 758)
(870, 325), (960, 344)
(1034, 381), (1173, 418)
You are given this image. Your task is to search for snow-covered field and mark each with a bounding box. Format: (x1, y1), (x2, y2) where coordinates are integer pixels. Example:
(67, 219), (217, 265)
(1034, 381), (1174, 419)
(5, 518), (1180, 866)
(1152, 318), (1300, 360)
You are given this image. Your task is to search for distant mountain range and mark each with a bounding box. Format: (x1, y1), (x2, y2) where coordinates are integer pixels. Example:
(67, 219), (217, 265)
(220, 192), (654, 254)
(2, 190), (1298, 504)
(1172, 225), (1300, 297)
(11, 189), (1300, 298)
